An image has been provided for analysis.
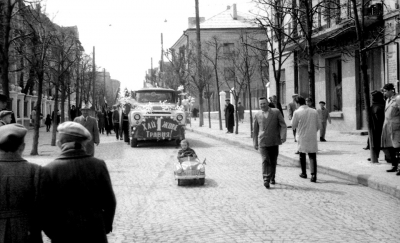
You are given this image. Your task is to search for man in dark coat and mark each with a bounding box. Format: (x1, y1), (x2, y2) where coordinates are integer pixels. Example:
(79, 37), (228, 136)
(368, 90), (385, 162)
(44, 122), (116, 243)
(112, 105), (120, 140)
(70, 105), (77, 121)
(224, 98), (234, 133)
(237, 102), (245, 123)
(74, 106), (100, 156)
(0, 94), (16, 123)
(0, 124), (46, 243)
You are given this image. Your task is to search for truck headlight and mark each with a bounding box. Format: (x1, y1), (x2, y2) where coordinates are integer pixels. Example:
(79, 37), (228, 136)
(177, 114), (183, 121)
(134, 114), (141, 120)
(198, 164), (205, 172)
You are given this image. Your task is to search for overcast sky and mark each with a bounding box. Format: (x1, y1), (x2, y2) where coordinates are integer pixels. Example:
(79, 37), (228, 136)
(44, 0), (256, 91)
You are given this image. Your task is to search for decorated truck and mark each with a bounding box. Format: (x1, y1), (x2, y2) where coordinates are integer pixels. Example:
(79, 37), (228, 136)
(127, 88), (188, 147)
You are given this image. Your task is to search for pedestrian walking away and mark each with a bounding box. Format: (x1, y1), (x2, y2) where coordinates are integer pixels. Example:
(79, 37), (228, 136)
(112, 105), (120, 140)
(105, 107), (113, 135)
(224, 98), (234, 133)
(237, 102), (245, 123)
(97, 110), (105, 134)
(288, 94), (298, 142)
(70, 105), (77, 121)
(121, 104), (131, 144)
(381, 83), (400, 175)
(74, 105), (100, 156)
(253, 97), (287, 189)
(368, 90), (385, 162)
(43, 122), (116, 243)
(317, 101), (331, 142)
(292, 96), (321, 182)
(45, 114), (52, 132)
(0, 124), (47, 242)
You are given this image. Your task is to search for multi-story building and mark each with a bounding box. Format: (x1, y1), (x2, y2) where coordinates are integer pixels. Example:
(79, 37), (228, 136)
(268, 0), (399, 131)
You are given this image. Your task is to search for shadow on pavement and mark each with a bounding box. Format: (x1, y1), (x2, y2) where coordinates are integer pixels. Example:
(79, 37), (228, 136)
(177, 178), (218, 188)
(276, 183), (347, 195)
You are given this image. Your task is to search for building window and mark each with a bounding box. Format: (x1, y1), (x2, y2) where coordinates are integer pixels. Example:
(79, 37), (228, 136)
(279, 69), (286, 105)
(223, 43), (234, 55)
(327, 57), (342, 111)
(224, 67), (235, 80)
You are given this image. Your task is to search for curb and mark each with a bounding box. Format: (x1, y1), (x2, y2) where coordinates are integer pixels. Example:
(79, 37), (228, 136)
(187, 127), (400, 200)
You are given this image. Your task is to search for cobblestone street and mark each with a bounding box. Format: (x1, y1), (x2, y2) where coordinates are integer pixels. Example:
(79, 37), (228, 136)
(29, 130), (400, 243)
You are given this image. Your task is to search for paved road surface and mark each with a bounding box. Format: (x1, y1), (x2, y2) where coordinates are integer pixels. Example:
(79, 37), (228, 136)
(35, 131), (400, 242)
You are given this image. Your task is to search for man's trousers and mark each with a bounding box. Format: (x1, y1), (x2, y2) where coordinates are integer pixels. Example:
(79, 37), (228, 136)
(320, 121), (327, 139)
(299, 152), (317, 175)
(260, 145), (279, 182)
(113, 123), (120, 139)
(382, 147), (400, 168)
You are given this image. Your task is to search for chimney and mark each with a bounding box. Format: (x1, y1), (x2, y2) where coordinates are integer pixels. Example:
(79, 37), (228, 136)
(232, 4), (237, 20)
(227, 5), (231, 10)
(188, 17), (206, 28)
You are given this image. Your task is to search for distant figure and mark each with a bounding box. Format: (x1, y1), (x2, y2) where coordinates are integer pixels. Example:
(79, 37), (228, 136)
(224, 98), (234, 133)
(0, 110), (12, 127)
(70, 105), (77, 121)
(97, 110), (105, 134)
(31, 107), (37, 126)
(317, 101), (331, 142)
(44, 122), (116, 242)
(0, 94), (16, 123)
(237, 102), (245, 123)
(306, 97), (316, 109)
(0, 124), (46, 242)
(120, 104), (131, 144)
(367, 90), (385, 163)
(74, 106), (100, 156)
(112, 105), (120, 140)
(192, 107), (199, 120)
(45, 114), (52, 132)
(288, 94), (299, 142)
(253, 97), (287, 189)
(105, 107), (113, 135)
(292, 96), (320, 182)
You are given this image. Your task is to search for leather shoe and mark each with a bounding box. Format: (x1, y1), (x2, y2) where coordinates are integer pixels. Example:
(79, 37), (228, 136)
(271, 180), (276, 185)
(264, 181), (270, 189)
(310, 175), (317, 183)
(299, 173), (307, 179)
(396, 170), (400, 176)
(295, 151), (300, 154)
(387, 167), (398, 172)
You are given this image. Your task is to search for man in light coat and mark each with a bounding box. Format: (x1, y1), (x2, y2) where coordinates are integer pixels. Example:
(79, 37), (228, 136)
(253, 97), (287, 189)
(44, 122), (116, 243)
(0, 124), (46, 242)
(74, 106), (100, 156)
(292, 96), (321, 182)
(381, 83), (400, 174)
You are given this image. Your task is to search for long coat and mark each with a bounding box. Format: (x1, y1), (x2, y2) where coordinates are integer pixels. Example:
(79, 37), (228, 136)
(224, 103), (235, 128)
(370, 102), (385, 149)
(253, 108), (287, 148)
(381, 98), (400, 148)
(97, 112), (105, 130)
(292, 105), (321, 153)
(0, 153), (45, 243)
(44, 149), (116, 243)
(74, 116), (100, 156)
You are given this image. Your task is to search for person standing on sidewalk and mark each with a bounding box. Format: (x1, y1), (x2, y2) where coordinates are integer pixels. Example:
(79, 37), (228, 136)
(367, 90), (385, 162)
(288, 94), (298, 142)
(74, 106), (100, 156)
(120, 104), (131, 144)
(292, 96), (321, 182)
(237, 102), (245, 123)
(381, 83), (400, 174)
(224, 98), (234, 133)
(44, 122), (116, 242)
(112, 105), (120, 140)
(0, 124), (47, 242)
(317, 101), (331, 142)
(253, 97), (287, 189)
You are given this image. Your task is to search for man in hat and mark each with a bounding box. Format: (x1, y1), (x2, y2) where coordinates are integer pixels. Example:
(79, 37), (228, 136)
(253, 97), (287, 189)
(0, 124), (46, 242)
(112, 105), (120, 140)
(381, 83), (400, 174)
(44, 122), (116, 242)
(288, 94), (298, 142)
(0, 94), (16, 123)
(74, 106), (100, 156)
(0, 110), (12, 126)
(317, 101), (331, 142)
(367, 90), (385, 163)
(224, 98), (235, 133)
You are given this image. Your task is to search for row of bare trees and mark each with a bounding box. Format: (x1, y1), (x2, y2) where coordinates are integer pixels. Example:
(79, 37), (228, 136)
(0, 1), (100, 154)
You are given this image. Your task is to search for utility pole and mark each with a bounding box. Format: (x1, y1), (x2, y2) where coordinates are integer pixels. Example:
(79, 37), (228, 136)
(103, 68), (106, 108)
(195, 0), (203, 126)
(151, 57), (154, 86)
(160, 33), (164, 87)
(92, 46), (96, 109)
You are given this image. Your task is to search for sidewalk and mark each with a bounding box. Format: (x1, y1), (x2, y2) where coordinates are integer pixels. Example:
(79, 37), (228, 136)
(186, 118), (400, 199)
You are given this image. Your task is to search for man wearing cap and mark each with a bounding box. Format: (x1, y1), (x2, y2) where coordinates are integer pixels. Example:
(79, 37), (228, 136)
(381, 83), (400, 174)
(0, 110), (12, 126)
(253, 97), (287, 189)
(74, 106), (100, 156)
(112, 105), (121, 140)
(0, 124), (47, 242)
(317, 101), (331, 142)
(288, 94), (298, 142)
(0, 94), (16, 124)
(224, 98), (235, 133)
(44, 122), (116, 242)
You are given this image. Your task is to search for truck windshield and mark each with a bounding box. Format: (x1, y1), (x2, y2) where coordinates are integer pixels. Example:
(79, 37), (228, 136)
(136, 91), (175, 103)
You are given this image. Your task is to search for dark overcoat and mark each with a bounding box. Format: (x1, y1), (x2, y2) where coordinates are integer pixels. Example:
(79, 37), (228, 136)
(224, 103), (235, 128)
(0, 152), (45, 243)
(74, 115), (100, 156)
(44, 148), (116, 243)
(370, 102), (385, 149)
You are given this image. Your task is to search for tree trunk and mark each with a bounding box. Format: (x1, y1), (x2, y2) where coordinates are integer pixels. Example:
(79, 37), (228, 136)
(195, 0), (203, 127)
(68, 83), (71, 121)
(248, 79), (253, 138)
(207, 95), (211, 128)
(30, 70), (44, 155)
(51, 79), (60, 146)
(0, 0), (13, 99)
(215, 68), (223, 131)
(60, 80), (65, 123)
(198, 89), (204, 127)
(234, 97), (239, 134)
